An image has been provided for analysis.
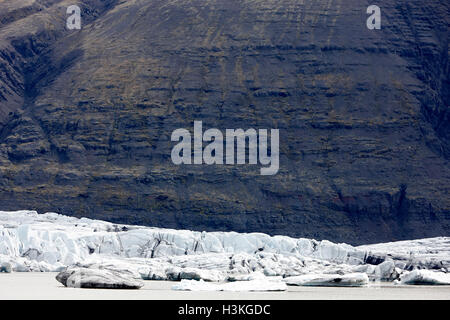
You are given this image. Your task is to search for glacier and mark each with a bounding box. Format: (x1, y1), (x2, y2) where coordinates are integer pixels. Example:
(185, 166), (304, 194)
(0, 210), (449, 290)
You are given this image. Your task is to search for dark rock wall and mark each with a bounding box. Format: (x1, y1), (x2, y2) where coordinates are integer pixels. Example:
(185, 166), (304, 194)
(0, 0), (448, 244)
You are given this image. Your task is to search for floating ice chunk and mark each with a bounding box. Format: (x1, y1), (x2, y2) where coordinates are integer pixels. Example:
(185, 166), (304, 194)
(399, 270), (450, 285)
(0, 262), (12, 273)
(56, 267), (144, 289)
(172, 279), (287, 291)
(284, 273), (369, 287)
(172, 279), (218, 291)
(221, 279), (287, 291)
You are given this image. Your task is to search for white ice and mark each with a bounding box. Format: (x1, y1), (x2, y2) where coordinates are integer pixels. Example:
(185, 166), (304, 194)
(57, 266), (144, 289)
(0, 210), (449, 290)
(284, 273), (369, 287)
(172, 279), (287, 291)
(399, 270), (450, 285)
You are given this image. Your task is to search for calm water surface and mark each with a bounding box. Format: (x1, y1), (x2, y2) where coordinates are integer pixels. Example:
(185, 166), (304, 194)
(0, 273), (449, 300)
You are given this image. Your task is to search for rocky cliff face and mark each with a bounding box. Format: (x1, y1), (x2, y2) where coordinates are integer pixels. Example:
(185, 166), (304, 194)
(0, 0), (448, 244)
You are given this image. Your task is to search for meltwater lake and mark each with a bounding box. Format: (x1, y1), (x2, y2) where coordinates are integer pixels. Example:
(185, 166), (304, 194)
(1, 273), (449, 300)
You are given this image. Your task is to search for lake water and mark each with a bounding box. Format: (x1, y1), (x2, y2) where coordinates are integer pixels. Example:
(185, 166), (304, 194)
(1, 273), (449, 300)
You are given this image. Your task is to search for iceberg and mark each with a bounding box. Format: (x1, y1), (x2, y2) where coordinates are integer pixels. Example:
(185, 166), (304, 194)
(172, 279), (287, 291)
(56, 266), (144, 289)
(399, 270), (450, 285)
(0, 262), (12, 273)
(284, 273), (369, 287)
